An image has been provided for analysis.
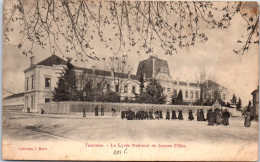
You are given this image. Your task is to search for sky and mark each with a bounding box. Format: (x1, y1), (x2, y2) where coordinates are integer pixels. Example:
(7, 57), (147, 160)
(2, 2), (259, 106)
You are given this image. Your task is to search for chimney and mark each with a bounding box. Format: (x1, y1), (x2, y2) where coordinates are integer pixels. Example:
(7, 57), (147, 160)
(74, 60), (78, 67)
(30, 56), (35, 66)
(92, 66), (96, 74)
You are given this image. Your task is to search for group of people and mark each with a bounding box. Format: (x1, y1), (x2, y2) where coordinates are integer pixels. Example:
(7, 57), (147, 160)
(121, 108), (185, 120)
(205, 108), (231, 126)
(120, 107), (234, 126)
(94, 106), (105, 116)
(83, 105), (253, 128)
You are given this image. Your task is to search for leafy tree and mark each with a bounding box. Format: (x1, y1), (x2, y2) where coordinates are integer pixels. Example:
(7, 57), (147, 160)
(78, 81), (95, 101)
(3, 1), (258, 59)
(53, 58), (78, 101)
(236, 97), (242, 111)
(138, 78), (166, 104)
(177, 90), (183, 105)
(231, 94), (237, 105)
(171, 90), (178, 105)
(95, 91), (121, 102)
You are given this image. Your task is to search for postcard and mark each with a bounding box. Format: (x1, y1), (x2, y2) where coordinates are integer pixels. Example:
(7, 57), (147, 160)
(2, 1), (259, 161)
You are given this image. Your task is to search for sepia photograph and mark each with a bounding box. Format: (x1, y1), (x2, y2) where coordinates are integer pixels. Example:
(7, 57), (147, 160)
(2, 0), (259, 161)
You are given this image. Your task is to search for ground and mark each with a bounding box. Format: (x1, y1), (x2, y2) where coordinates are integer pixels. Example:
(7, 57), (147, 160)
(2, 111), (259, 161)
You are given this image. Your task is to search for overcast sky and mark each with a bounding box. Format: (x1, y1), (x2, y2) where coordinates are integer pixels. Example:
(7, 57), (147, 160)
(2, 3), (258, 106)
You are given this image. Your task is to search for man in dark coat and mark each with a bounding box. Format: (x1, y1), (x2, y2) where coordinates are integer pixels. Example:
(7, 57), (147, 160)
(121, 109), (125, 120)
(196, 109), (201, 121)
(27, 106), (30, 113)
(200, 109), (206, 121)
(188, 110), (194, 121)
(159, 109), (163, 119)
(171, 109), (177, 119)
(95, 106), (98, 116)
(149, 109), (154, 120)
(207, 109), (214, 126)
(41, 108), (45, 114)
(83, 107), (86, 117)
(101, 105), (104, 116)
(178, 110), (183, 120)
(222, 109), (230, 126)
(155, 109), (159, 120)
(166, 109), (170, 120)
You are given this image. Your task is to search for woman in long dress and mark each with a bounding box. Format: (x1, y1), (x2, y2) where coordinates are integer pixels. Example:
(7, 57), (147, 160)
(188, 110), (194, 121)
(244, 109), (252, 127)
(178, 110), (183, 120)
(166, 109), (170, 120)
(171, 109), (177, 119)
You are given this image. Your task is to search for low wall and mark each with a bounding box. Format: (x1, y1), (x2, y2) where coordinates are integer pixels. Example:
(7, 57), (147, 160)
(38, 102), (212, 114)
(3, 105), (24, 112)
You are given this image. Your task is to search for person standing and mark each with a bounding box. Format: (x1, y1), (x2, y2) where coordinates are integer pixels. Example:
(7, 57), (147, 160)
(200, 109), (206, 121)
(121, 109), (125, 120)
(196, 109), (201, 121)
(83, 107), (86, 118)
(244, 109), (252, 127)
(95, 106), (98, 116)
(171, 109), (177, 119)
(101, 105), (104, 116)
(166, 109), (170, 120)
(207, 109), (214, 126)
(159, 109), (163, 119)
(215, 109), (221, 125)
(188, 110), (194, 121)
(178, 110), (183, 120)
(222, 109), (230, 126)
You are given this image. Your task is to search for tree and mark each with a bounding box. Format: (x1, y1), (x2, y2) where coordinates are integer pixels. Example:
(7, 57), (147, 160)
(138, 78), (166, 104)
(3, 1), (258, 59)
(231, 94), (237, 105)
(236, 97), (242, 111)
(177, 90), (183, 105)
(53, 58), (78, 101)
(171, 90), (178, 105)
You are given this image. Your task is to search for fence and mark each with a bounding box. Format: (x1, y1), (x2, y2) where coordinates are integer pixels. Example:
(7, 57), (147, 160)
(3, 105), (24, 112)
(38, 102), (212, 114)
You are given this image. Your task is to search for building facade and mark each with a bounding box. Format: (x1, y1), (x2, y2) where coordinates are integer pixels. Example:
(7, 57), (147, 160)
(251, 86), (259, 119)
(23, 55), (227, 113)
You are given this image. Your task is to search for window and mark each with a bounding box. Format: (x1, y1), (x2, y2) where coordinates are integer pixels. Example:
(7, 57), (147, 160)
(31, 76), (34, 89)
(107, 84), (110, 92)
(196, 92), (199, 99)
(124, 85), (128, 93)
(191, 91), (193, 99)
(167, 88), (171, 92)
(26, 78), (29, 90)
(45, 78), (51, 88)
(132, 86), (136, 93)
(115, 85), (119, 93)
(185, 91), (188, 98)
(45, 98), (51, 103)
(97, 83), (101, 90)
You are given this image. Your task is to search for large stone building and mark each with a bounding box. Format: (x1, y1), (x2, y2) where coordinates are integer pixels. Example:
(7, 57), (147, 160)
(22, 54), (227, 113)
(251, 86), (259, 119)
